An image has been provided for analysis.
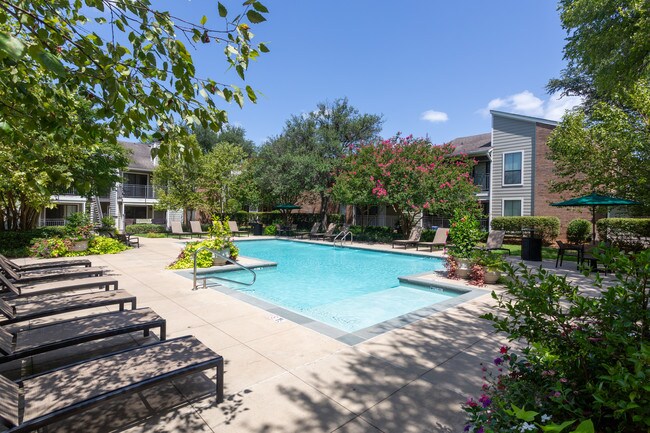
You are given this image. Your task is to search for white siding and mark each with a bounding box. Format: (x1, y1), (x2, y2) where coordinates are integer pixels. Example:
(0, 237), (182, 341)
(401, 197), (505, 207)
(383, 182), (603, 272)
(491, 115), (535, 217)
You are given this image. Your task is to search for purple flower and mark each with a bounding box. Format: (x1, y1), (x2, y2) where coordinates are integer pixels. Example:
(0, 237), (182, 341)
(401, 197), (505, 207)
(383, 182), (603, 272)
(477, 428), (485, 433)
(479, 394), (492, 408)
(464, 425), (470, 432)
(494, 357), (503, 366)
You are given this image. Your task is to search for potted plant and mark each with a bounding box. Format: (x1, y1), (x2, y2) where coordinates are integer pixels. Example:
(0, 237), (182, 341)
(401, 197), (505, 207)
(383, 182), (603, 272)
(475, 251), (506, 284)
(447, 210), (482, 279)
(64, 212), (94, 251)
(208, 217), (238, 265)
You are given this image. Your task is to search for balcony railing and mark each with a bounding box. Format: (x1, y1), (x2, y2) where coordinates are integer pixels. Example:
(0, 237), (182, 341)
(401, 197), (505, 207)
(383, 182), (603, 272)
(473, 173), (490, 192)
(43, 218), (66, 226)
(122, 184), (157, 199)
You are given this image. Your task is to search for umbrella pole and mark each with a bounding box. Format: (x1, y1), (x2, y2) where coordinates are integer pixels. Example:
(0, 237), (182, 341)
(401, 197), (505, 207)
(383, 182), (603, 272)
(591, 205), (596, 243)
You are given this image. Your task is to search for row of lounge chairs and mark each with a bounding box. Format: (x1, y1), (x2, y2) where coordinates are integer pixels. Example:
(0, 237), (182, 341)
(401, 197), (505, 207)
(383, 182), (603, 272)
(392, 228), (512, 255)
(171, 220), (250, 238)
(0, 255), (224, 432)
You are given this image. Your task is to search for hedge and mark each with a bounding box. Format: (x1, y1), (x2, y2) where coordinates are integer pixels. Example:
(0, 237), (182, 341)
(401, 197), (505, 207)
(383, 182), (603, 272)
(0, 227), (66, 257)
(490, 216), (560, 245)
(125, 223), (167, 234)
(347, 225), (398, 243)
(227, 211), (342, 230)
(596, 218), (650, 252)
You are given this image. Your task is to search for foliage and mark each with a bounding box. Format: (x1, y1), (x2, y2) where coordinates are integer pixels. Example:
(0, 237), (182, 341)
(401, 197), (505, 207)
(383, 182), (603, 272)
(448, 210), (482, 259)
(444, 256), (459, 280)
(99, 216), (116, 233)
(87, 236), (128, 255)
(30, 237), (71, 258)
(63, 212), (93, 241)
(263, 224), (277, 236)
(0, 226), (65, 257)
(333, 134), (478, 235)
(125, 223), (167, 235)
(479, 246), (650, 432)
(168, 217), (238, 269)
(468, 263), (485, 287)
(0, 0), (269, 147)
(566, 219), (592, 244)
(419, 229), (437, 242)
(254, 98), (383, 216)
(474, 250), (507, 271)
(194, 124), (256, 156)
(347, 225), (397, 243)
(490, 217), (561, 245)
(597, 218), (650, 252)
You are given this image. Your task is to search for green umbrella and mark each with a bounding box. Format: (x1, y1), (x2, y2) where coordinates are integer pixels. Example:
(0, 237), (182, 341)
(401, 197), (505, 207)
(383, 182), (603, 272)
(273, 204), (301, 224)
(551, 193), (641, 242)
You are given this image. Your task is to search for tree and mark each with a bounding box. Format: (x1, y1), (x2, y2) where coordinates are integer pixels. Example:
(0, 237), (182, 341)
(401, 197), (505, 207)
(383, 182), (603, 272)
(332, 135), (478, 234)
(0, 0), (269, 155)
(194, 124), (256, 156)
(199, 142), (250, 217)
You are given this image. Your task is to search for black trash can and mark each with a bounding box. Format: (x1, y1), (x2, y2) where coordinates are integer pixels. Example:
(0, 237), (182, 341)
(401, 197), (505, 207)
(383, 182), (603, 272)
(521, 228), (542, 261)
(251, 222), (264, 236)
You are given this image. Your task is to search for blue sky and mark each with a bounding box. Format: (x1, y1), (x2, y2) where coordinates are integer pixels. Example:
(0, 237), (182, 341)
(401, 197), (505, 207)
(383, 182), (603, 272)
(159, 1), (581, 146)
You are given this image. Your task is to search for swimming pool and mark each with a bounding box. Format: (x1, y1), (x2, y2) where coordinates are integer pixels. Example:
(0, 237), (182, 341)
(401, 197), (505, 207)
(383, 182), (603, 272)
(202, 240), (464, 334)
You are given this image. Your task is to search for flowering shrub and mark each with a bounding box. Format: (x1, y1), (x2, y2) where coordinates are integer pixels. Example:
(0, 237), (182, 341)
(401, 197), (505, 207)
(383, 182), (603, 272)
(468, 263), (485, 286)
(448, 209), (482, 258)
(63, 212), (94, 241)
(444, 255), (459, 279)
(168, 218), (239, 269)
(470, 245), (650, 432)
(30, 237), (71, 258)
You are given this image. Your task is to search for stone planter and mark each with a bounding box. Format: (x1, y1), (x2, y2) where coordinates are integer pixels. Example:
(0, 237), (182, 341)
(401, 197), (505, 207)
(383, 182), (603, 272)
(484, 268), (501, 284)
(456, 258), (472, 279)
(69, 239), (89, 252)
(212, 249), (230, 266)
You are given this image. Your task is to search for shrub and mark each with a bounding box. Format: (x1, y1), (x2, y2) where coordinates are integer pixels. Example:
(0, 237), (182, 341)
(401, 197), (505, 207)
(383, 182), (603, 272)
(167, 237), (239, 269)
(86, 236), (128, 255)
(597, 218), (650, 252)
(0, 227), (66, 257)
(30, 237), (71, 258)
(125, 223), (167, 234)
(64, 212), (93, 240)
(566, 218), (592, 243)
(264, 224), (277, 236)
(347, 225), (396, 243)
(100, 216), (117, 233)
(448, 210), (482, 258)
(420, 229), (436, 242)
(473, 246), (650, 432)
(490, 216), (560, 245)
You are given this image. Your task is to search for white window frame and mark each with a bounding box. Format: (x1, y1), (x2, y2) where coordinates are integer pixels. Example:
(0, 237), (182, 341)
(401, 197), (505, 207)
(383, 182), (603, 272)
(502, 151), (524, 186)
(502, 198), (523, 217)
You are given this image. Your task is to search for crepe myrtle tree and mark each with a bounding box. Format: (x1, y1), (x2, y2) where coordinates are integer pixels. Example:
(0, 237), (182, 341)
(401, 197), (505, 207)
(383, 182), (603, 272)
(333, 134), (479, 235)
(0, 0), (269, 159)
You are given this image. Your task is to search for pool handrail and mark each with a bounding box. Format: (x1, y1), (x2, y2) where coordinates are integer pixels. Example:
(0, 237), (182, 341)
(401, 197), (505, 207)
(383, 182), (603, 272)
(192, 246), (256, 290)
(333, 229), (353, 247)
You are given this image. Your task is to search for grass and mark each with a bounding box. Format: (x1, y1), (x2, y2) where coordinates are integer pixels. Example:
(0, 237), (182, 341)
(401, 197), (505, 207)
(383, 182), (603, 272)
(500, 243), (574, 262)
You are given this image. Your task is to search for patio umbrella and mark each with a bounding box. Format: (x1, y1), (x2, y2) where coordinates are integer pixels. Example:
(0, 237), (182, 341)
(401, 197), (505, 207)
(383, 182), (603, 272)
(273, 203), (301, 223)
(550, 193), (641, 242)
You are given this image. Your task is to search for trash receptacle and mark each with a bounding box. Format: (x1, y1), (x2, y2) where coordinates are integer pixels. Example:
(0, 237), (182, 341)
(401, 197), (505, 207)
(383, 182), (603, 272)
(251, 222), (263, 236)
(521, 228), (542, 261)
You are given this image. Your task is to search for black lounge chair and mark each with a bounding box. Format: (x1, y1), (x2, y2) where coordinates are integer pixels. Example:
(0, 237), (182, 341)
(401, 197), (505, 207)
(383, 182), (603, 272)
(0, 307), (165, 363)
(0, 254), (91, 272)
(392, 226), (423, 249)
(0, 289), (136, 325)
(0, 336), (224, 432)
(0, 273), (118, 298)
(0, 260), (104, 284)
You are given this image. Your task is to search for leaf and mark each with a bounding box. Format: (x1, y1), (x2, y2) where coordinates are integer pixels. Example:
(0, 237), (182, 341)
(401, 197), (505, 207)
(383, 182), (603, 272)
(200, 15), (208, 25)
(246, 10), (266, 24)
(0, 32), (26, 60)
(245, 85), (256, 103)
(540, 420), (576, 432)
(34, 49), (67, 77)
(253, 2), (269, 13)
(571, 420), (595, 433)
(218, 2), (228, 17)
(258, 42), (270, 53)
(511, 404), (538, 422)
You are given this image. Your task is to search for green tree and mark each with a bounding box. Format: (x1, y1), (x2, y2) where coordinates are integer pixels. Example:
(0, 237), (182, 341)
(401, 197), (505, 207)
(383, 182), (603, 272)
(332, 134), (478, 234)
(194, 124), (256, 156)
(199, 142), (250, 217)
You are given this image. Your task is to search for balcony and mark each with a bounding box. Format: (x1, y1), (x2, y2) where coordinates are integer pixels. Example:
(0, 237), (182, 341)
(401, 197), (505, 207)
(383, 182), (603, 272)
(122, 184), (157, 199)
(473, 173), (490, 192)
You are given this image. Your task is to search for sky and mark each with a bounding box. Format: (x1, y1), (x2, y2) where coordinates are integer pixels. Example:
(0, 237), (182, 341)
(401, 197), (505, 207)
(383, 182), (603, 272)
(156, 0), (581, 146)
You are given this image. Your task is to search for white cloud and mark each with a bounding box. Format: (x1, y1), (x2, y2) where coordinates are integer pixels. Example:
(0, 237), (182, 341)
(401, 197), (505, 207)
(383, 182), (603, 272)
(479, 90), (583, 121)
(421, 110), (449, 123)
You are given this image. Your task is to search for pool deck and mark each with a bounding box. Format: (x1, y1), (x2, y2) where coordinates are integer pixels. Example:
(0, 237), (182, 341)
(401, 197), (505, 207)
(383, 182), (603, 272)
(4, 236), (613, 433)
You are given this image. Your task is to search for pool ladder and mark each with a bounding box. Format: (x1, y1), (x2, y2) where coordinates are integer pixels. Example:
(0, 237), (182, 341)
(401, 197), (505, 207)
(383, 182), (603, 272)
(192, 246), (257, 290)
(333, 229), (353, 247)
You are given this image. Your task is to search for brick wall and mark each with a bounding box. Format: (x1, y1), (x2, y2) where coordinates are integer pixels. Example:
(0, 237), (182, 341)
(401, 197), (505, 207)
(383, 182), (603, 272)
(533, 123), (591, 240)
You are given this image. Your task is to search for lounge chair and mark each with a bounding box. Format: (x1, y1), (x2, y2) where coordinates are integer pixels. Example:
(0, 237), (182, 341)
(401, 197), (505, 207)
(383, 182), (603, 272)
(474, 230), (511, 255)
(0, 307), (165, 363)
(0, 260), (104, 284)
(190, 221), (209, 238)
(115, 233), (139, 248)
(294, 222), (320, 239)
(310, 223), (337, 240)
(555, 240), (582, 267)
(0, 289), (136, 325)
(170, 221), (192, 238)
(0, 273), (118, 298)
(0, 336), (224, 432)
(228, 221), (250, 237)
(392, 226), (423, 249)
(0, 254), (91, 272)
(416, 228), (449, 252)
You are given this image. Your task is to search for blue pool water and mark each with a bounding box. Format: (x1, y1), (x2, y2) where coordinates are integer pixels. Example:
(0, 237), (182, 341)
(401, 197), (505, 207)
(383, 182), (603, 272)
(206, 240), (456, 333)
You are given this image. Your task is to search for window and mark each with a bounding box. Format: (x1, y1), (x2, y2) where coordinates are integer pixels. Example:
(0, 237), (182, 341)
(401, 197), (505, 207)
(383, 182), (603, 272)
(503, 152), (523, 185)
(503, 200), (522, 216)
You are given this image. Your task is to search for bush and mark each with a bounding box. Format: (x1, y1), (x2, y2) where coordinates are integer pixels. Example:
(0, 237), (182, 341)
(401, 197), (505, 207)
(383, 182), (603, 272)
(597, 218), (650, 252)
(263, 224), (277, 236)
(472, 247), (650, 432)
(125, 223), (167, 234)
(30, 237), (71, 258)
(566, 218), (592, 244)
(0, 227), (66, 257)
(87, 237), (128, 255)
(448, 210), (482, 258)
(347, 225), (396, 243)
(167, 237), (239, 269)
(490, 216), (560, 245)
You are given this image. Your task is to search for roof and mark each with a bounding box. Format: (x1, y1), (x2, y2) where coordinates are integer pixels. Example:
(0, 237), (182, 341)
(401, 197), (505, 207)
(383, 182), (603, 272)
(120, 141), (155, 171)
(449, 132), (491, 156)
(490, 110), (558, 127)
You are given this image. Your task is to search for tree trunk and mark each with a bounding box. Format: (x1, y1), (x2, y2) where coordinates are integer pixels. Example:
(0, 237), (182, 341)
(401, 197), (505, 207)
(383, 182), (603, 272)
(320, 191), (329, 228)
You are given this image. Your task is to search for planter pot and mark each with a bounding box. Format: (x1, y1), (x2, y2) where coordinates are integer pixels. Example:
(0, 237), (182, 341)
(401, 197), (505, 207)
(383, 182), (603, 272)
(212, 249), (230, 266)
(456, 258), (472, 279)
(70, 240), (89, 252)
(484, 268), (501, 284)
